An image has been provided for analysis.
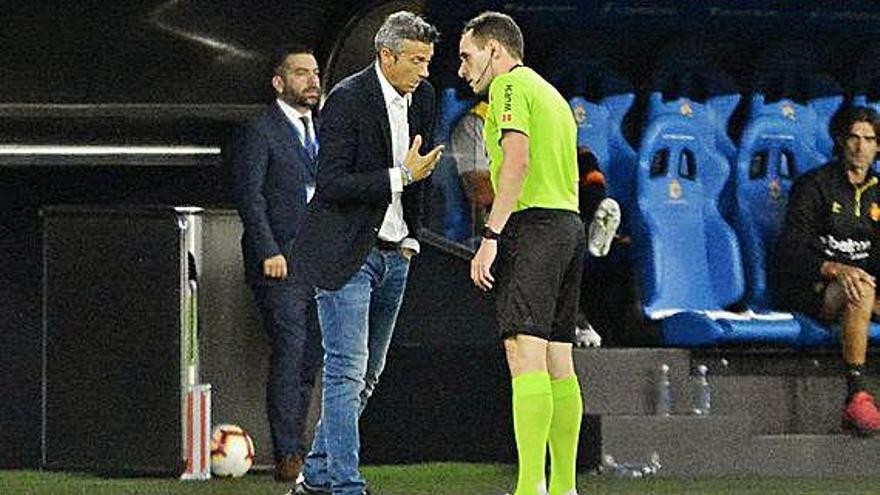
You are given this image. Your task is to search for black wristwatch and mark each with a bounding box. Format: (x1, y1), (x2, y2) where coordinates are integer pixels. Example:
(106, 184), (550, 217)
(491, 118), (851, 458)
(480, 225), (501, 241)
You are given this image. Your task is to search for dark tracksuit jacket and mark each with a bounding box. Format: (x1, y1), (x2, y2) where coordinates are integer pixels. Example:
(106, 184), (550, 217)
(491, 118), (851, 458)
(773, 160), (880, 313)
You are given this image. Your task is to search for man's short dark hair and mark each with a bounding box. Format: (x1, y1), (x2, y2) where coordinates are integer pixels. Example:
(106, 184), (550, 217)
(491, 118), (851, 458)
(831, 105), (880, 152)
(374, 11), (440, 55)
(463, 11), (524, 61)
(270, 45), (315, 78)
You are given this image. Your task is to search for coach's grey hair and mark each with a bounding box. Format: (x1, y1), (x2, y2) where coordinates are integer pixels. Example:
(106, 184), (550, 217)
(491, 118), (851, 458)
(374, 11), (440, 55)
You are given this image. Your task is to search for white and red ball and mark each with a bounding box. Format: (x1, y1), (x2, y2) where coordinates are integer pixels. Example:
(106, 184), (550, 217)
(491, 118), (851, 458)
(210, 424), (255, 478)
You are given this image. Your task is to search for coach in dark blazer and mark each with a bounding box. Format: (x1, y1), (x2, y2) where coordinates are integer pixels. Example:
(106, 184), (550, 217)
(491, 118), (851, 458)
(294, 64), (437, 290)
(292, 12), (443, 495)
(232, 47), (322, 483)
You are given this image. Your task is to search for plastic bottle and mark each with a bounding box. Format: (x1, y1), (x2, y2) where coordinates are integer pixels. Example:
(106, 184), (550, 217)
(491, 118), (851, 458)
(692, 364), (711, 415)
(656, 363), (672, 416)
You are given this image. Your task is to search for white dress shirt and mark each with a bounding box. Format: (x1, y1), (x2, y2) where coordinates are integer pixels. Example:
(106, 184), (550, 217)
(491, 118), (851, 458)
(276, 98), (317, 202)
(375, 63), (419, 253)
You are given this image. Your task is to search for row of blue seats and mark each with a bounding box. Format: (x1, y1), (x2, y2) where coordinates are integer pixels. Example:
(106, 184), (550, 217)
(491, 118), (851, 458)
(433, 87), (880, 347)
(602, 93), (880, 347)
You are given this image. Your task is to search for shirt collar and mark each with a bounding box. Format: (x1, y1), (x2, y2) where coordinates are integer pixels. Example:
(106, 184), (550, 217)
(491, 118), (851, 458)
(375, 62), (412, 109)
(276, 98), (312, 124)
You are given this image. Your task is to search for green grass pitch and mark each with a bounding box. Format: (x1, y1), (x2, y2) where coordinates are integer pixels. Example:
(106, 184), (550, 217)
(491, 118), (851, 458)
(5, 464), (880, 494)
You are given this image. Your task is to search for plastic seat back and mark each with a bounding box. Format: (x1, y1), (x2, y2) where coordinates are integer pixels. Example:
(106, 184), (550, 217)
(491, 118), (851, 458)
(734, 96), (827, 309)
(633, 108), (744, 316)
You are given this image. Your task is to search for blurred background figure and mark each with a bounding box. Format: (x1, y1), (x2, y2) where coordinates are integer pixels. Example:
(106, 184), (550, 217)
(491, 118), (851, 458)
(449, 98), (493, 246)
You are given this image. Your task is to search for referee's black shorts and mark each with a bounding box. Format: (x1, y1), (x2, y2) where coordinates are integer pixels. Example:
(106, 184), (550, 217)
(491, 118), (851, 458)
(495, 208), (586, 343)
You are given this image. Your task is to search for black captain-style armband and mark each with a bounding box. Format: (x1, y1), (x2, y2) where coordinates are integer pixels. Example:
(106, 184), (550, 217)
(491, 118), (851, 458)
(480, 225), (501, 241)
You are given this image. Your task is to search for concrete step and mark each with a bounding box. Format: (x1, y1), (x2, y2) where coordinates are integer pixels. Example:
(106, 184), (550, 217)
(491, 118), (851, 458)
(749, 434), (880, 477)
(577, 348), (880, 435)
(581, 414), (753, 476)
(574, 348), (692, 415)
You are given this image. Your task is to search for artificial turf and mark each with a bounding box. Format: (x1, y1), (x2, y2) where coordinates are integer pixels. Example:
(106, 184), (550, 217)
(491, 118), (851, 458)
(4, 463), (880, 495)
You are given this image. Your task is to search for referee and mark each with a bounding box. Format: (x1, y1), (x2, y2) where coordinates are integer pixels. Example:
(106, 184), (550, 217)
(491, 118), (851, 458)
(458, 12), (585, 495)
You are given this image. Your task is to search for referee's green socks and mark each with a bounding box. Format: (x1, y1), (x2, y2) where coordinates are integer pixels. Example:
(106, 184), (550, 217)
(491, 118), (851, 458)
(548, 374), (582, 495)
(512, 371), (553, 495)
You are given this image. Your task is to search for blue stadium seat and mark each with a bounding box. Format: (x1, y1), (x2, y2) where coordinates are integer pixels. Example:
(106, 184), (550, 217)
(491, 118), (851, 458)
(733, 95), (827, 311)
(634, 104), (742, 315)
(643, 93), (741, 220)
(569, 94), (637, 209)
(811, 95), (844, 158)
(632, 105), (801, 346)
(853, 95), (880, 114)
(795, 316), (880, 347)
(751, 67), (843, 160)
(706, 94), (741, 166)
(570, 96), (611, 165)
(603, 94), (639, 209)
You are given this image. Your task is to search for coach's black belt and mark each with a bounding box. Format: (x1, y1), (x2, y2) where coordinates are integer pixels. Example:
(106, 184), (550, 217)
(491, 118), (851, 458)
(375, 238), (400, 251)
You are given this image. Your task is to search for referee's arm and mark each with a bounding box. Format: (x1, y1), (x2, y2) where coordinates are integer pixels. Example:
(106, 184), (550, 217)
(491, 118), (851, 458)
(471, 130), (528, 291)
(484, 130), (529, 234)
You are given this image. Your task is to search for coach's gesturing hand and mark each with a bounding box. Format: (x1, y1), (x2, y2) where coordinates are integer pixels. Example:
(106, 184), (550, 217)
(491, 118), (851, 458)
(403, 135), (444, 183)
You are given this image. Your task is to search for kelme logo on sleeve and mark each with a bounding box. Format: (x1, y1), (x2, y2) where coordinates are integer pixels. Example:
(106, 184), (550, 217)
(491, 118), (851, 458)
(499, 84), (515, 123)
(503, 84), (513, 111)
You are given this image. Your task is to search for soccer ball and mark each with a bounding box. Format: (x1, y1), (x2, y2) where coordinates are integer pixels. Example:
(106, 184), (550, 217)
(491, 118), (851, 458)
(210, 424), (255, 478)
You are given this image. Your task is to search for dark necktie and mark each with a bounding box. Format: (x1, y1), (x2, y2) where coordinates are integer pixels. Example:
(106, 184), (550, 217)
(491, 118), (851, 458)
(300, 116), (317, 163)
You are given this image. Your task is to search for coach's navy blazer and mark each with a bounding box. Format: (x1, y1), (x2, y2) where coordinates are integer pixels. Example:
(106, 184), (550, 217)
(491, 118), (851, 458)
(293, 64), (436, 290)
(232, 102), (318, 285)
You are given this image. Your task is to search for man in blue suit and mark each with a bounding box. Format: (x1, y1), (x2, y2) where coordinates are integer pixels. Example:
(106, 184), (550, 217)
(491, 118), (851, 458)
(232, 46), (323, 483)
(291, 12), (443, 495)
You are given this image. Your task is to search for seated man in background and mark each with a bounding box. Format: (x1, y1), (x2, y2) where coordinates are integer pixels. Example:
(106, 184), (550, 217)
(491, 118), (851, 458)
(449, 98), (493, 245)
(773, 105), (880, 437)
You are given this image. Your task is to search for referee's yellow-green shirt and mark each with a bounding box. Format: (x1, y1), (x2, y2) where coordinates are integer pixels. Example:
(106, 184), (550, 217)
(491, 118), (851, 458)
(483, 66), (579, 213)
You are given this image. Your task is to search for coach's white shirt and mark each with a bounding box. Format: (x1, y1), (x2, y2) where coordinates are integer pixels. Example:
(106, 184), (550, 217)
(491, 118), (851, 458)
(375, 62), (419, 253)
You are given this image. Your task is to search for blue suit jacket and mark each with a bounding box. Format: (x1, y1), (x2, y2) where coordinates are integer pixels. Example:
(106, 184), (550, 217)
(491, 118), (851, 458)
(293, 65), (436, 290)
(232, 102), (318, 285)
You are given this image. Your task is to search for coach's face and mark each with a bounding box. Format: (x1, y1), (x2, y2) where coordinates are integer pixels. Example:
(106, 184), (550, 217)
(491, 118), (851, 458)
(458, 30), (493, 96)
(381, 39), (434, 95)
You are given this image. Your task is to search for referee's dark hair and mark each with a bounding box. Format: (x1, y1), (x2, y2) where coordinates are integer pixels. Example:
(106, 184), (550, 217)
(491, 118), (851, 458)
(463, 11), (524, 61)
(831, 105), (880, 156)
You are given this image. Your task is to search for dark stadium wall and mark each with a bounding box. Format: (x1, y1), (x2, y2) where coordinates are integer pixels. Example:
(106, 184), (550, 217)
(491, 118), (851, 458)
(1, 0), (367, 469)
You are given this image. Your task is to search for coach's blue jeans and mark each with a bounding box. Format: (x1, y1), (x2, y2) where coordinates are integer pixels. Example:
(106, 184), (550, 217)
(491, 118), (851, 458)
(302, 247), (410, 495)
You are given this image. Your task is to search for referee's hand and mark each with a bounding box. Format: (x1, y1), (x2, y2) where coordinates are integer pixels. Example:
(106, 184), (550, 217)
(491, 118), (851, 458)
(471, 239), (497, 291)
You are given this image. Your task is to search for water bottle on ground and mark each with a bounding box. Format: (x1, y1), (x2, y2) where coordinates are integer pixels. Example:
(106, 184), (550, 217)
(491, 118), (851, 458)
(692, 364), (711, 415)
(656, 363), (672, 416)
